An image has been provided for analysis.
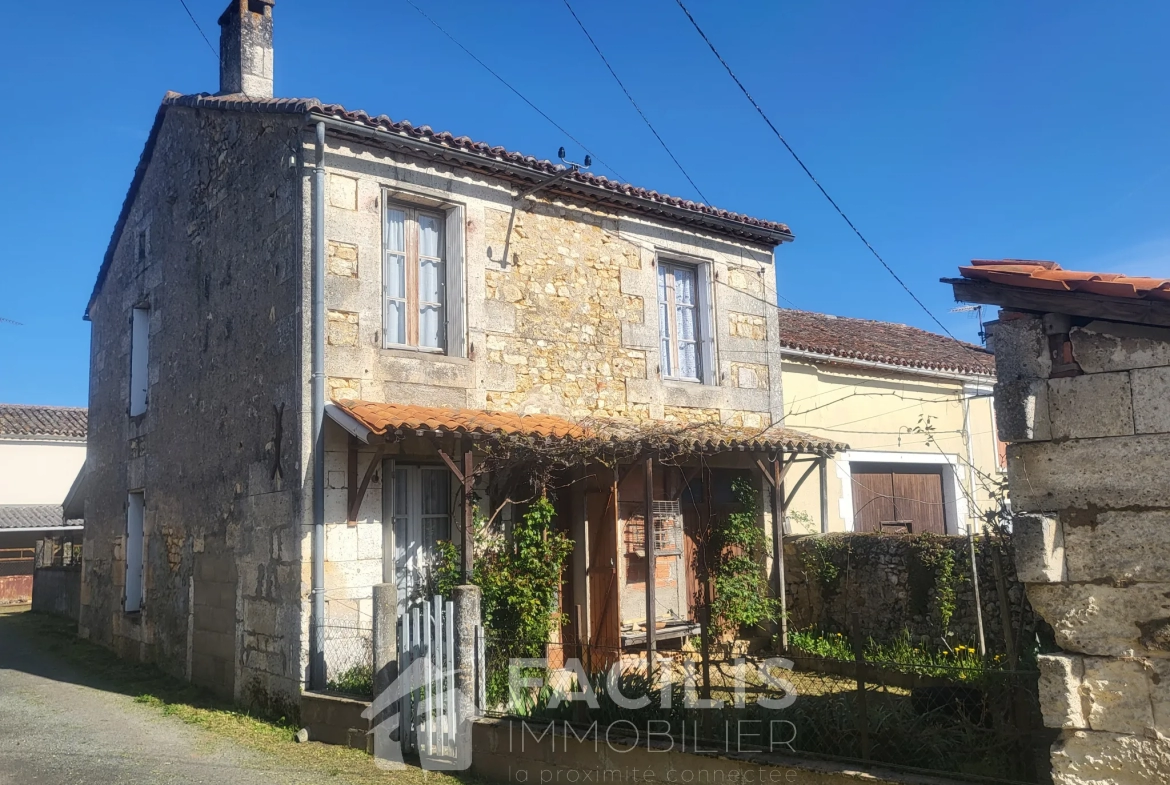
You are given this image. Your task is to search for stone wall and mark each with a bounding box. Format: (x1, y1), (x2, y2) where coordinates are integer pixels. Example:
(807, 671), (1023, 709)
(82, 105), (304, 710)
(32, 566), (81, 621)
(993, 312), (1170, 784)
(784, 533), (1029, 653)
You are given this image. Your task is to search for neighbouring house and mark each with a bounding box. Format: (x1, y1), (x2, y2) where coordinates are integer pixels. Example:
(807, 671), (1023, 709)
(0, 403), (87, 604)
(948, 259), (1170, 784)
(778, 309), (1003, 535)
(80, 0), (842, 710)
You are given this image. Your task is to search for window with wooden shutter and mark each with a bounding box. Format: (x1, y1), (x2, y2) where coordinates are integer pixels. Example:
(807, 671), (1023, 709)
(658, 262), (707, 382)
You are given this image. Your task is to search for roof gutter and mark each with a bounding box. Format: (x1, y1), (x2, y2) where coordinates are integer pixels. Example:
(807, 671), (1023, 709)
(780, 347), (995, 383)
(312, 114), (794, 248)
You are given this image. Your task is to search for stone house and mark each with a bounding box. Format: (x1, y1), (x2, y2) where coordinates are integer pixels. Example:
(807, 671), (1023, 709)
(777, 308), (1002, 535)
(79, 0), (840, 708)
(0, 404), (87, 604)
(949, 259), (1170, 784)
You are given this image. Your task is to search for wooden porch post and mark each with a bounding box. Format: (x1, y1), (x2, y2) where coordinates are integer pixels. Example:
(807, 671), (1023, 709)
(644, 454), (656, 657)
(462, 446), (474, 582)
(772, 455), (789, 651)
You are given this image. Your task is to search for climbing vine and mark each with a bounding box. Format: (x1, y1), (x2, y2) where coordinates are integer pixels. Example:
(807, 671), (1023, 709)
(799, 535), (851, 601)
(435, 496), (573, 647)
(908, 534), (964, 633)
(710, 477), (780, 636)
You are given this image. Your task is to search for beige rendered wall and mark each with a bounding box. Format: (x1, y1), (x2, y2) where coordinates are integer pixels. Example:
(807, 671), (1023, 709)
(0, 439), (86, 506)
(780, 358), (1000, 535)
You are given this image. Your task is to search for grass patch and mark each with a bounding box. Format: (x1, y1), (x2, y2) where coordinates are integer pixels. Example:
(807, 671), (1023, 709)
(1, 609), (470, 785)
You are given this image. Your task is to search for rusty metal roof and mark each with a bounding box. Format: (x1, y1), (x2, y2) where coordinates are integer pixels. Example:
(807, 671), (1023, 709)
(332, 400), (844, 455)
(958, 260), (1170, 300)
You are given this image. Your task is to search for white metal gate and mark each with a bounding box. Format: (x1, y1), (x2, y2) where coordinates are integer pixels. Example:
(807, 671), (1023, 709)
(399, 595), (458, 760)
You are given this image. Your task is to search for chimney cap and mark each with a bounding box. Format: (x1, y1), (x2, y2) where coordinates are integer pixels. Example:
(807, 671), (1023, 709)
(218, 0), (274, 27)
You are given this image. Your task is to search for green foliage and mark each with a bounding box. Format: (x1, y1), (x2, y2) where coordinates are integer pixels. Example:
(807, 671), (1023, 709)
(326, 665), (374, 697)
(710, 476), (779, 635)
(799, 535), (851, 600)
(908, 534), (964, 633)
(789, 628), (1000, 679)
(436, 496), (574, 702)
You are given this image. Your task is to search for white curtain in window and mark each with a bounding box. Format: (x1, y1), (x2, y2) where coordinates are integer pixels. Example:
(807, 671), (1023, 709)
(658, 266), (673, 377)
(674, 267), (699, 380)
(384, 209), (407, 345)
(417, 214), (445, 349)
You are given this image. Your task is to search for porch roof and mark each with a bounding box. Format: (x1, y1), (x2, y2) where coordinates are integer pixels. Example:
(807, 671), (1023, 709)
(327, 399), (845, 455)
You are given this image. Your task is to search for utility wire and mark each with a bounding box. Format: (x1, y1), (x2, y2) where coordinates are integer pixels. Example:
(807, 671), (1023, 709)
(673, 0), (955, 339)
(178, 0), (217, 58)
(399, 0), (625, 181)
(561, 0), (709, 204)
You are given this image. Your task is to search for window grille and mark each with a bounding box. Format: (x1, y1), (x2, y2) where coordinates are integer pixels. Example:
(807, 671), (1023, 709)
(621, 500), (683, 555)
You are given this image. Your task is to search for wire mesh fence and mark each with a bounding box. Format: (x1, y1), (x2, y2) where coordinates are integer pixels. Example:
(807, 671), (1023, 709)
(482, 630), (1053, 785)
(322, 619), (374, 697)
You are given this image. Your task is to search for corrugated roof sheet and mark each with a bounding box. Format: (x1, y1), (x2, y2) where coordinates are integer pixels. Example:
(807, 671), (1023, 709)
(958, 260), (1170, 300)
(0, 404), (88, 439)
(0, 505), (82, 530)
(778, 309), (995, 377)
(335, 400), (845, 454)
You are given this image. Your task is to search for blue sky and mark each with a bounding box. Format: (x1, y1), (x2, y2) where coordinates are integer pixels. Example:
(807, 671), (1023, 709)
(3, 1), (1170, 406)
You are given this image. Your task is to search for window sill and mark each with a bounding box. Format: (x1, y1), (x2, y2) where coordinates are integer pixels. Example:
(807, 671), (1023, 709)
(662, 377), (707, 387)
(381, 346), (468, 365)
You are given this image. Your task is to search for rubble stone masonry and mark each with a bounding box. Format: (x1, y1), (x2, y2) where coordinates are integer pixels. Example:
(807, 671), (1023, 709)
(993, 313), (1170, 785)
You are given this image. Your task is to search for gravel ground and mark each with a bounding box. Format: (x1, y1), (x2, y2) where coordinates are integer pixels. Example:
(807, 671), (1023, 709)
(0, 607), (337, 785)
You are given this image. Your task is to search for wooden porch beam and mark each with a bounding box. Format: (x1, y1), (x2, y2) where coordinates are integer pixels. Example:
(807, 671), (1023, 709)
(436, 448), (465, 483)
(347, 444), (387, 524)
(644, 454), (656, 658)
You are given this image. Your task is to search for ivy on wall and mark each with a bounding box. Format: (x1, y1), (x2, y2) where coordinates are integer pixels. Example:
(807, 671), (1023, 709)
(710, 476), (780, 636)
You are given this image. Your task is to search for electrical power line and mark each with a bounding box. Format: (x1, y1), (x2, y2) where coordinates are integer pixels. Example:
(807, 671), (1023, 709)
(177, 0), (217, 58)
(399, 0), (625, 181)
(561, 0), (709, 204)
(673, 0), (955, 339)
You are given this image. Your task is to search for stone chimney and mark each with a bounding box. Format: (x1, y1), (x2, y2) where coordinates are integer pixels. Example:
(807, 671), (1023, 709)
(217, 0), (274, 97)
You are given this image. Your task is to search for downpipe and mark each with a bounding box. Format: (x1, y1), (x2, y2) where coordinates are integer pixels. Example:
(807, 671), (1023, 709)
(310, 121), (327, 689)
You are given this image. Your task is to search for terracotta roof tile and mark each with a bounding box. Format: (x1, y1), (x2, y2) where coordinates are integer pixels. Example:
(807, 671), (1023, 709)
(0, 404), (88, 439)
(335, 400), (845, 454)
(958, 260), (1170, 301)
(778, 309), (995, 377)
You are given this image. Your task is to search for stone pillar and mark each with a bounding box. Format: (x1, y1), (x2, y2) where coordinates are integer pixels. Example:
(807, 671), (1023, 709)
(371, 583), (397, 698)
(992, 313), (1170, 784)
(452, 584), (482, 721)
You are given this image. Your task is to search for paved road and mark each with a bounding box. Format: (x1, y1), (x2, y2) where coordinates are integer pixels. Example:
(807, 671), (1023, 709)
(0, 608), (329, 785)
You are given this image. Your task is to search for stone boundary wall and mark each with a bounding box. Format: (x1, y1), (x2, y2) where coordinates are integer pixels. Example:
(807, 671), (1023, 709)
(993, 312), (1170, 784)
(31, 566), (81, 621)
(784, 533), (1029, 653)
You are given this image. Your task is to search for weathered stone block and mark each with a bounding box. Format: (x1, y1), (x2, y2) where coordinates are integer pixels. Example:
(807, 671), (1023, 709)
(1048, 372), (1134, 440)
(1007, 436), (1170, 511)
(1052, 728), (1170, 785)
(1064, 510), (1170, 584)
(326, 310), (358, 347)
(1131, 366), (1170, 434)
(728, 311), (766, 341)
(1038, 654), (1086, 728)
(1083, 657), (1154, 734)
(1013, 513), (1065, 583)
(328, 174), (357, 210)
(994, 379), (1051, 442)
(1070, 320), (1170, 374)
(1028, 582), (1170, 656)
(988, 315), (1050, 381)
(326, 240), (358, 277)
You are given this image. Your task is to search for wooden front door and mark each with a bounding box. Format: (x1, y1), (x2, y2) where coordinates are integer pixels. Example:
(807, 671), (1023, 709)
(851, 462), (946, 535)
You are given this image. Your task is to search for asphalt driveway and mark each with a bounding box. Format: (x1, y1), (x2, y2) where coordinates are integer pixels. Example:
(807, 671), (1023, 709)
(0, 607), (331, 785)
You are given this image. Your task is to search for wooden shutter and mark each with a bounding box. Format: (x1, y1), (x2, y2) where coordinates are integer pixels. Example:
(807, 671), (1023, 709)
(444, 205), (466, 358)
(696, 262), (717, 385)
(851, 463), (946, 534)
(892, 472), (945, 534)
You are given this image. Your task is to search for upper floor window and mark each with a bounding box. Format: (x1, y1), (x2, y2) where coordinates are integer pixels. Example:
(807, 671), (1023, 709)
(659, 262), (709, 382)
(130, 306), (150, 416)
(384, 205), (447, 351)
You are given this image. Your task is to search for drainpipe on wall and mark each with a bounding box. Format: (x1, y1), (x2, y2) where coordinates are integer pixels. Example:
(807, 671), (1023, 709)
(310, 121), (327, 689)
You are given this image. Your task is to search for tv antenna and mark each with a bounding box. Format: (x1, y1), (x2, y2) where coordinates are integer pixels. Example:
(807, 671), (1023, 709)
(950, 304), (985, 343)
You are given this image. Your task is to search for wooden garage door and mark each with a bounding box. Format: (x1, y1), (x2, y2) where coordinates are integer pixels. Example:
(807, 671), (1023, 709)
(851, 463), (946, 535)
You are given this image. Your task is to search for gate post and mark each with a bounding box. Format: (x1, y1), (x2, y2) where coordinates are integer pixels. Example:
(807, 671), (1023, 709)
(453, 584), (482, 722)
(372, 583), (398, 697)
